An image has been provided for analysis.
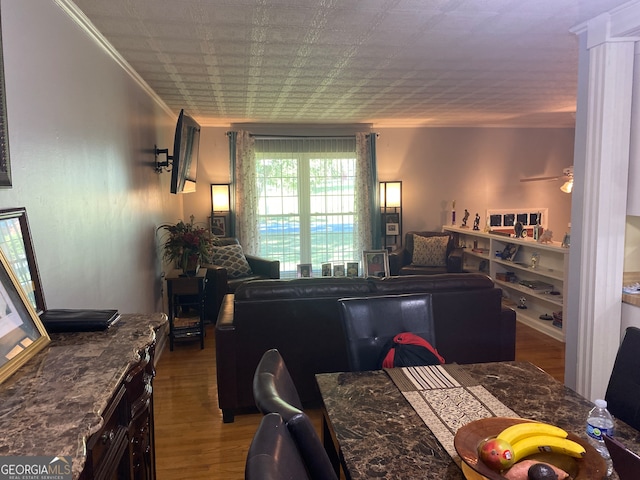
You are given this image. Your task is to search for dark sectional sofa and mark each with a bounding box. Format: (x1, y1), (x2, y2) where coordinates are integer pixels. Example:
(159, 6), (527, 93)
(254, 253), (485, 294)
(215, 273), (516, 422)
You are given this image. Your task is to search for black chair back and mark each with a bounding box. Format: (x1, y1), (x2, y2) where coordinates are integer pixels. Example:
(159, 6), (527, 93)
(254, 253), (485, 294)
(252, 349), (338, 480)
(245, 413), (311, 480)
(253, 348), (303, 420)
(338, 293), (436, 371)
(605, 326), (640, 431)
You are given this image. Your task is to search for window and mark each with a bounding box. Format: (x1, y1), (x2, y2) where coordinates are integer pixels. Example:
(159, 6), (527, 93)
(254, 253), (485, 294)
(254, 137), (357, 276)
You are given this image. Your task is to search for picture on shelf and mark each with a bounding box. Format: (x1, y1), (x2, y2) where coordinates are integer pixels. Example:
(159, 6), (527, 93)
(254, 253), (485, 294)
(297, 264), (312, 278)
(386, 223), (399, 235)
(363, 250), (390, 278)
(346, 262), (359, 277)
(333, 264), (345, 276)
(321, 263), (332, 277)
(210, 216), (226, 236)
(500, 243), (519, 262)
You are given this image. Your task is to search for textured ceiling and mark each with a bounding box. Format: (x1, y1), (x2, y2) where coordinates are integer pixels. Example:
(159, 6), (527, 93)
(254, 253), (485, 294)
(69, 0), (629, 127)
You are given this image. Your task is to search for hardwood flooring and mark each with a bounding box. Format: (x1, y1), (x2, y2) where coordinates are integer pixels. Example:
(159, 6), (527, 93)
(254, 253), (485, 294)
(153, 321), (564, 479)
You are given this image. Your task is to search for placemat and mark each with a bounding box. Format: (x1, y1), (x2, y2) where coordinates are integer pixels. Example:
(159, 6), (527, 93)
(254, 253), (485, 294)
(386, 365), (518, 462)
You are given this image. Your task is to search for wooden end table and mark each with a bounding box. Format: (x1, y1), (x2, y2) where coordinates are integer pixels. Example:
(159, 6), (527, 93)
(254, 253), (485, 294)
(166, 269), (207, 351)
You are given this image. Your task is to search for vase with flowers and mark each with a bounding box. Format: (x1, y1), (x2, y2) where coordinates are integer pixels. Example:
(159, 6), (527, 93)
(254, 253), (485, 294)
(160, 216), (216, 276)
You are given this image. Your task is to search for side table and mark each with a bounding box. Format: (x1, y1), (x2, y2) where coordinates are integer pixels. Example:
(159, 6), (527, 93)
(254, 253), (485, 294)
(166, 269), (207, 350)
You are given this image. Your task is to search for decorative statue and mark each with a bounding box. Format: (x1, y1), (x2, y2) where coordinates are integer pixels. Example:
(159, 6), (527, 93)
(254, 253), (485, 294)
(461, 209), (470, 228)
(538, 230), (553, 244)
(473, 213), (480, 231)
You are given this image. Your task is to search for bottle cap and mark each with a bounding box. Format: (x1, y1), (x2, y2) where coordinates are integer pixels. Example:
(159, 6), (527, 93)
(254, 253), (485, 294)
(595, 399), (607, 408)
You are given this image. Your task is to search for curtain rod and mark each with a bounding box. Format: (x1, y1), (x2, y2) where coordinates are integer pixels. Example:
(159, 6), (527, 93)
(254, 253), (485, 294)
(226, 132), (378, 139)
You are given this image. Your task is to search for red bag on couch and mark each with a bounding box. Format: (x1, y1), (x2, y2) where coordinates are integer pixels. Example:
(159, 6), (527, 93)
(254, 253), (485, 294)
(379, 332), (445, 368)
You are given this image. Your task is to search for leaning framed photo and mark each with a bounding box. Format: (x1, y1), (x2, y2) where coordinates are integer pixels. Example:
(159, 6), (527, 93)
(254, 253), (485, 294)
(210, 216), (226, 236)
(362, 250), (390, 278)
(0, 248), (50, 385)
(297, 263), (312, 278)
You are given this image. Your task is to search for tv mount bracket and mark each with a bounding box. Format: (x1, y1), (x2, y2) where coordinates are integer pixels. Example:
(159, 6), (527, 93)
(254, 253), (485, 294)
(154, 144), (173, 173)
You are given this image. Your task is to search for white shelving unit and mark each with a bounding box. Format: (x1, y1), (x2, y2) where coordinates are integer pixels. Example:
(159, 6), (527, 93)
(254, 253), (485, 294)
(443, 226), (569, 342)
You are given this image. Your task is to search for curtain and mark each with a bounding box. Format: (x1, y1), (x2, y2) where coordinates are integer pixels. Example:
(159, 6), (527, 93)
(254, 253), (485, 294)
(231, 130), (259, 255)
(356, 132), (379, 250)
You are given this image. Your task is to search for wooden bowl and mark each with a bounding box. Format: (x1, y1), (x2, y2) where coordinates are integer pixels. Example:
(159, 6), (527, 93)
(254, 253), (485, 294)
(453, 417), (607, 480)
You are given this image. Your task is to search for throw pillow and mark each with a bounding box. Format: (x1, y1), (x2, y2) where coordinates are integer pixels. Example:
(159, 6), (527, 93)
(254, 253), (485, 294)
(411, 235), (448, 267)
(212, 244), (253, 278)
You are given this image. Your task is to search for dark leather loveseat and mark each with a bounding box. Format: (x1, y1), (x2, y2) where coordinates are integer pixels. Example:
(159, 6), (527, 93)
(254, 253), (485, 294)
(215, 273), (515, 422)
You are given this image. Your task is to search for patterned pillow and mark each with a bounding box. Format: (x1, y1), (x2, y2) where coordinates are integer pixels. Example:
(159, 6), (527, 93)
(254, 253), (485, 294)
(411, 235), (449, 267)
(212, 244), (253, 278)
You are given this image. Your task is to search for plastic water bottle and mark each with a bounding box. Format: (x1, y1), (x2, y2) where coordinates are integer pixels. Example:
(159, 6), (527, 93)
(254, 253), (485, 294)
(586, 399), (614, 476)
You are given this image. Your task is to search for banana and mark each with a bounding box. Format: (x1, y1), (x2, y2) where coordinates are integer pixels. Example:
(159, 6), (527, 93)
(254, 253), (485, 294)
(511, 435), (586, 463)
(497, 421), (568, 445)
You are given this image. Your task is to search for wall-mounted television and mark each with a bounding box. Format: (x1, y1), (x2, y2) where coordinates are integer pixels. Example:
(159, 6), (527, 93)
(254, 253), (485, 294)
(154, 109), (201, 194)
(170, 109), (201, 194)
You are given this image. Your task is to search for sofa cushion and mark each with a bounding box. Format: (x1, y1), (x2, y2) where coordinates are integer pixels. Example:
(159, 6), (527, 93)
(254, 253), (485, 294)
(213, 244), (253, 278)
(411, 234), (448, 267)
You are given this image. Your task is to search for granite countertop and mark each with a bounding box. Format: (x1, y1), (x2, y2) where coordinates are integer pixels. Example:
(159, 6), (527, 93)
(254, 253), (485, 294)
(317, 361), (640, 480)
(0, 313), (168, 479)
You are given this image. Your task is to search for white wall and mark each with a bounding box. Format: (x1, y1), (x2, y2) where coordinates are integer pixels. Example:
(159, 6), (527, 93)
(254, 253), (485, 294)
(0, 0), (182, 314)
(376, 127), (574, 237)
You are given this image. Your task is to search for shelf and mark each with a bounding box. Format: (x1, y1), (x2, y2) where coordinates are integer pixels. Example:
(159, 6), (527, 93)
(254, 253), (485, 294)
(444, 225), (568, 343)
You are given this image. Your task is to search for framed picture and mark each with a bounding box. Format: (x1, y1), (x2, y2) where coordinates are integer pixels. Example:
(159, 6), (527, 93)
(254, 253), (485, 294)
(386, 223), (399, 235)
(210, 216), (226, 237)
(0, 22), (11, 187)
(346, 262), (359, 277)
(333, 264), (345, 277)
(500, 243), (520, 262)
(363, 250), (390, 278)
(0, 247), (50, 385)
(321, 263), (332, 277)
(297, 263), (312, 278)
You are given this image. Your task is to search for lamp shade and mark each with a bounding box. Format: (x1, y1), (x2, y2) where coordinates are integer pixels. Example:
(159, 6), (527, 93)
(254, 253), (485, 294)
(560, 179), (573, 193)
(211, 184), (230, 212)
(380, 181), (402, 208)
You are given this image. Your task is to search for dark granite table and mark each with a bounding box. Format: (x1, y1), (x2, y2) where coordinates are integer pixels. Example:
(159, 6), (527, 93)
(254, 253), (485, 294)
(0, 313), (167, 479)
(316, 361), (640, 479)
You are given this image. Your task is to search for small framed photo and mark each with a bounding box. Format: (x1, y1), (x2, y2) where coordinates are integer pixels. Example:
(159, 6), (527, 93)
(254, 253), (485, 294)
(386, 223), (399, 235)
(0, 248), (50, 385)
(500, 243), (520, 262)
(321, 263), (332, 277)
(210, 216), (226, 237)
(333, 264), (345, 277)
(363, 250), (390, 278)
(297, 264), (312, 278)
(346, 262), (359, 277)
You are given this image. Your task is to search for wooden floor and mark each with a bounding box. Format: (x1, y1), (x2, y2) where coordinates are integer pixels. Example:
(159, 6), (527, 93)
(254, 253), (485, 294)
(153, 321), (565, 479)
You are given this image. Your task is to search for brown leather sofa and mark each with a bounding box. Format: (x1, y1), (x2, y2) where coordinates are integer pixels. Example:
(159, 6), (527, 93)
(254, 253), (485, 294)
(215, 273), (515, 422)
(389, 231), (463, 275)
(201, 237), (280, 321)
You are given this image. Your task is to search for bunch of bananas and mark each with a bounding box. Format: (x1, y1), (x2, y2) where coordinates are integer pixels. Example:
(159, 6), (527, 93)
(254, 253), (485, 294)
(497, 421), (586, 463)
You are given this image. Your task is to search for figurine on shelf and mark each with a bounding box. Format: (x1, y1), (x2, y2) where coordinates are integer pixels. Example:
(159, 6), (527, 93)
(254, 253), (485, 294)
(538, 230), (553, 244)
(461, 209), (470, 228)
(518, 297), (528, 309)
(473, 213), (480, 231)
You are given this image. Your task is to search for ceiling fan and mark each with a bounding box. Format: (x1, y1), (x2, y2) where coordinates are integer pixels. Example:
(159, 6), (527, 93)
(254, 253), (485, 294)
(520, 166), (574, 193)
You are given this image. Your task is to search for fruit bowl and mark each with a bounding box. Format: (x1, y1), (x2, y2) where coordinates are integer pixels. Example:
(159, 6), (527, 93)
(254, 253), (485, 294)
(453, 417), (606, 480)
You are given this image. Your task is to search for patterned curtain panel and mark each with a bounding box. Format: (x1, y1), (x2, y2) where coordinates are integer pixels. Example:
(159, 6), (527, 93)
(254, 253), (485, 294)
(230, 130), (259, 255)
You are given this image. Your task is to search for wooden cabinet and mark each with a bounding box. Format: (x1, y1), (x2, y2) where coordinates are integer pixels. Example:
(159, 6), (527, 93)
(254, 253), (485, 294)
(444, 226), (569, 342)
(80, 341), (157, 480)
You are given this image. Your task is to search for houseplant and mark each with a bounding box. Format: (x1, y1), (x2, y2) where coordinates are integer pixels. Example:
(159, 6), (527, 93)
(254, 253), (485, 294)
(160, 216), (216, 276)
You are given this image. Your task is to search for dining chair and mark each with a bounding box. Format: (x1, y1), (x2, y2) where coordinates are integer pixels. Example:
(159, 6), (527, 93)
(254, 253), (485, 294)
(604, 326), (640, 431)
(252, 349), (338, 480)
(338, 293), (437, 371)
(245, 412), (311, 480)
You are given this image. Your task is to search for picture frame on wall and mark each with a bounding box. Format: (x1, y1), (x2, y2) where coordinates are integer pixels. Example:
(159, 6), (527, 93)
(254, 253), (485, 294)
(386, 223), (399, 235)
(0, 248), (50, 385)
(362, 250), (390, 278)
(210, 216), (226, 237)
